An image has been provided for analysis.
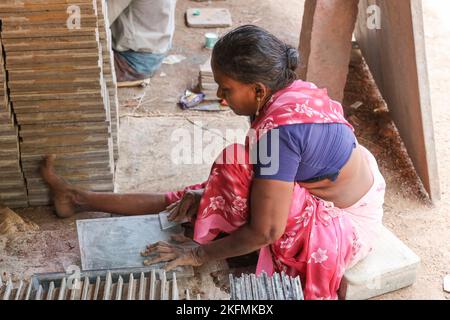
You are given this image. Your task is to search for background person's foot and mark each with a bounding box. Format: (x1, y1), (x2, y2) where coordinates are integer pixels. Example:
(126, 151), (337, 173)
(40, 155), (79, 218)
(114, 50), (163, 84)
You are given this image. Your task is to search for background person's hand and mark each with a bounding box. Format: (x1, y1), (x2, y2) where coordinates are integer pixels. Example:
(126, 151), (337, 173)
(166, 189), (204, 223)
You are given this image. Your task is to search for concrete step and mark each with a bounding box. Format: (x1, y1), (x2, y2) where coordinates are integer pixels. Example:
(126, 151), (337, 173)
(339, 225), (420, 300)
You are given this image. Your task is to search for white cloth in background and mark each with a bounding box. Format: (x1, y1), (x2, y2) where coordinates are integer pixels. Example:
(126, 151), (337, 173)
(107, 0), (177, 54)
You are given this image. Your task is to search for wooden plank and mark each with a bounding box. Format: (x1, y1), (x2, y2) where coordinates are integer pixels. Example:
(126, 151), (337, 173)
(0, 159), (21, 171)
(20, 148), (110, 161)
(1, 28), (98, 39)
(25, 168), (113, 182)
(10, 91), (103, 101)
(22, 158), (110, 172)
(9, 78), (101, 92)
(1, 199), (28, 208)
(0, 180), (27, 190)
(1, 0), (93, 4)
(19, 122), (109, 136)
(0, 190), (28, 201)
(2, 35), (98, 47)
(20, 142), (110, 155)
(27, 180), (114, 196)
(5, 40), (98, 52)
(0, 3), (95, 14)
(6, 52), (100, 67)
(20, 134), (110, 149)
(7, 65), (100, 80)
(1, 14), (98, 29)
(354, 0), (440, 200)
(16, 111), (107, 124)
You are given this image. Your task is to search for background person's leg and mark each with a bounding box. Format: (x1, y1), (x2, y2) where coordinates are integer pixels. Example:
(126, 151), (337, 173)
(111, 0), (177, 82)
(126, 0), (177, 54)
(111, 0), (176, 53)
(106, 0), (134, 26)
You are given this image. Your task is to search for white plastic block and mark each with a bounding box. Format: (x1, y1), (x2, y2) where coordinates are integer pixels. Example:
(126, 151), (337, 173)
(339, 225), (420, 300)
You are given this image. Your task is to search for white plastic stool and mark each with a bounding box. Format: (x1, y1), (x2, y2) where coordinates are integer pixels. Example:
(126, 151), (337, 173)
(339, 225), (420, 300)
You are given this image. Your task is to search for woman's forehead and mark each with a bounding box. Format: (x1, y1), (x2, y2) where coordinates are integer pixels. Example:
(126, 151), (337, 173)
(213, 67), (245, 87)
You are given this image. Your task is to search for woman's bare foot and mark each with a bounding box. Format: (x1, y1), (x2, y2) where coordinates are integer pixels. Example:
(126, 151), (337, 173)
(40, 155), (84, 218)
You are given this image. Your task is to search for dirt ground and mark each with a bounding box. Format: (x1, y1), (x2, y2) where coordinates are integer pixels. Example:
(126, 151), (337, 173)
(1, 0), (449, 300)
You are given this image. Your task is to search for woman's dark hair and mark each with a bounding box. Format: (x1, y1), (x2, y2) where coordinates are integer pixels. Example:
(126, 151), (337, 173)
(212, 25), (300, 92)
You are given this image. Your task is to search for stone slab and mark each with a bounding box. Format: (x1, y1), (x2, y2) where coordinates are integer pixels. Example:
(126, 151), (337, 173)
(186, 8), (232, 28)
(76, 215), (194, 273)
(338, 225), (420, 300)
(354, 0), (439, 201)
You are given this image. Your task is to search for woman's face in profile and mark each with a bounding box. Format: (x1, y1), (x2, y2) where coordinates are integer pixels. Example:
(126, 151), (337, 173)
(211, 63), (259, 116)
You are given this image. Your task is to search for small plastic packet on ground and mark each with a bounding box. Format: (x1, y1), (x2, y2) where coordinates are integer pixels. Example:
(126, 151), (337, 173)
(179, 90), (205, 109)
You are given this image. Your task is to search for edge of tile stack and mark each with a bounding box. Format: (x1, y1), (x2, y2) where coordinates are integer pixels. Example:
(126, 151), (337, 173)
(0, 0), (118, 207)
(199, 57), (220, 101)
(0, 36), (28, 208)
(96, 0), (119, 162)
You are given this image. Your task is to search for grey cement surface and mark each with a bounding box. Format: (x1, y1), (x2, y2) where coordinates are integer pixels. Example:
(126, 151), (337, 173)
(77, 215), (185, 270)
(115, 115), (250, 193)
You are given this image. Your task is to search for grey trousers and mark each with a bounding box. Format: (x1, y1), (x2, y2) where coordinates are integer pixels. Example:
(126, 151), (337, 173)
(107, 0), (177, 54)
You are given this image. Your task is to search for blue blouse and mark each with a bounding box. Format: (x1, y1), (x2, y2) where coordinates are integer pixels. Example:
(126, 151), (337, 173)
(253, 123), (356, 182)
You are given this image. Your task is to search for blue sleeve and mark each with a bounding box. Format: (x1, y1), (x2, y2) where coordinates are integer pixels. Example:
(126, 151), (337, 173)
(253, 126), (301, 182)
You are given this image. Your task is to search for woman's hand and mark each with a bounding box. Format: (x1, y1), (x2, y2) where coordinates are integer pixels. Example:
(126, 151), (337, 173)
(141, 234), (206, 271)
(166, 189), (204, 223)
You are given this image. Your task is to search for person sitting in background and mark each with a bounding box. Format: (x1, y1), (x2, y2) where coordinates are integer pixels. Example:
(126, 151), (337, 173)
(107, 0), (177, 83)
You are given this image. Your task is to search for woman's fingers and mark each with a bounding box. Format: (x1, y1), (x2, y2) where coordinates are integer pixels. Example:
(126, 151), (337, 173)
(165, 201), (178, 211)
(168, 193), (194, 222)
(164, 257), (185, 272)
(173, 197), (193, 222)
(146, 241), (171, 249)
(141, 241), (171, 256)
(167, 200), (181, 220)
(143, 252), (176, 266)
(143, 245), (173, 255)
(167, 201), (181, 221)
(187, 205), (198, 220)
(164, 248), (203, 271)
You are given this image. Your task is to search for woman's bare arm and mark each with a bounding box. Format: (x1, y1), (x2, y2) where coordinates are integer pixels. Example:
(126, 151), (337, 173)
(199, 178), (294, 261)
(143, 178), (295, 270)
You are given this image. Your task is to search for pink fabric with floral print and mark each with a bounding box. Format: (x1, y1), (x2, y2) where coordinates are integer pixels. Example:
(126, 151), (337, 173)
(165, 80), (385, 300)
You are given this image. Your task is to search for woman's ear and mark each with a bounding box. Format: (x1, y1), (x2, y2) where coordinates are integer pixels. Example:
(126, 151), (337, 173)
(254, 82), (269, 100)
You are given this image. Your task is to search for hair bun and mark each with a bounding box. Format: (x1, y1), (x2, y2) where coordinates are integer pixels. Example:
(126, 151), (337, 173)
(286, 47), (299, 71)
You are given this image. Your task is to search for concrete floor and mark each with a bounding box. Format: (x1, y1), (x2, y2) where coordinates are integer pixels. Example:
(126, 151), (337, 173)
(1, 0), (449, 300)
